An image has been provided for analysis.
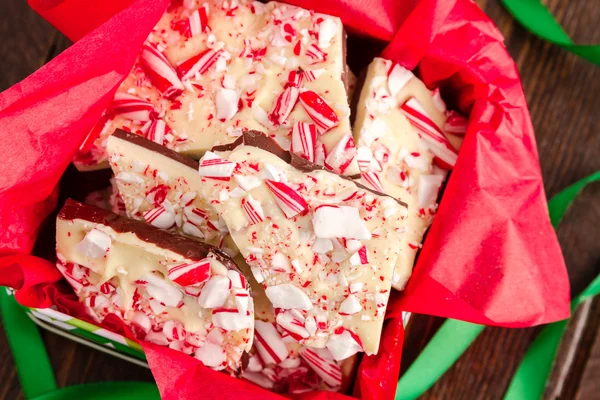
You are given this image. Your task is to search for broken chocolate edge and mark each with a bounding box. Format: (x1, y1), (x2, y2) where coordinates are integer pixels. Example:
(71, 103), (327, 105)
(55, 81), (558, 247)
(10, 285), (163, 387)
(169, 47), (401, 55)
(111, 130), (406, 208)
(112, 129), (200, 170)
(212, 131), (408, 208)
(58, 199), (239, 272)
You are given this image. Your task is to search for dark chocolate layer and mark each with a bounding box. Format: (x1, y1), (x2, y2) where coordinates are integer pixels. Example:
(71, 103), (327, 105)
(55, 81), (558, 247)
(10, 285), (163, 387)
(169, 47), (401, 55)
(59, 199), (239, 271)
(212, 131), (408, 208)
(112, 129), (200, 170)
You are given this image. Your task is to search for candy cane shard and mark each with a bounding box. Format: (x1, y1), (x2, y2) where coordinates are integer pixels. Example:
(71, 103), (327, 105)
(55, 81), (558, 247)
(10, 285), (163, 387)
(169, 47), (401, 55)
(106, 130), (227, 249)
(177, 49), (223, 81)
(140, 43), (184, 96)
(201, 131), (407, 358)
(56, 200), (253, 372)
(298, 90), (340, 134)
(400, 97), (458, 168)
(268, 87), (299, 126)
(290, 122), (317, 162)
(110, 93), (154, 122)
(444, 110), (468, 135)
(351, 57), (464, 290)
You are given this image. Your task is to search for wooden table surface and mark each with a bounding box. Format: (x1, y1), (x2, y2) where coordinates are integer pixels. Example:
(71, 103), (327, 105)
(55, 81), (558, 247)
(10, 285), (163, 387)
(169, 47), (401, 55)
(0, 1), (598, 399)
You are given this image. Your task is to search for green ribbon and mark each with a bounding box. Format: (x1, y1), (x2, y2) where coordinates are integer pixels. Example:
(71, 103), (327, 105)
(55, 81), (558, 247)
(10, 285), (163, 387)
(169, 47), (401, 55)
(0, 290), (160, 400)
(1, 169), (598, 400)
(396, 172), (600, 400)
(501, 0), (600, 65)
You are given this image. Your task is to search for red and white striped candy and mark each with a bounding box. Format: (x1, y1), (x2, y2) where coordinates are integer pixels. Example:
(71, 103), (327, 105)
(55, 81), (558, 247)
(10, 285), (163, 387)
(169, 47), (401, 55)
(387, 63), (414, 97)
(177, 49), (222, 81)
(304, 68), (325, 82)
(444, 110), (468, 135)
(265, 180), (308, 219)
(233, 288), (250, 314)
(400, 98), (458, 168)
(268, 87), (299, 126)
(143, 206), (175, 229)
(145, 119), (170, 145)
(184, 206), (209, 226)
(110, 93), (153, 121)
(241, 194), (264, 225)
(287, 69), (303, 88)
(146, 184), (169, 206)
(168, 259), (211, 287)
(355, 147), (371, 172)
(432, 87), (447, 112)
(198, 151), (236, 180)
(254, 321), (290, 365)
(275, 310), (310, 341)
(361, 171), (384, 193)
(188, 6), (209, 37)
(326, 328), (363, 360)
(140, 44), (184, 96)
(290, 122), (317, 162)
(305, 44), (326, 64)
(162, 320), (186, 341)
(227, 270), (246, 289)
(300, 348), (342, 388)
(212, 308), (254, 331)
(349, 246), (369, 266)
(325, 132), (356, 174)
(298, 91), (339, 134)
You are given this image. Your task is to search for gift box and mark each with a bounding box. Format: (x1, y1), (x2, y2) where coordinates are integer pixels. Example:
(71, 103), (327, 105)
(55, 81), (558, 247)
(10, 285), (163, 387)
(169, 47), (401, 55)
(0, 0), (570, 399)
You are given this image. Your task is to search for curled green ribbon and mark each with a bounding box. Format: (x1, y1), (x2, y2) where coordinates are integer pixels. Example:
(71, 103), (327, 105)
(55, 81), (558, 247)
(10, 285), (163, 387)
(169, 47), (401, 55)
(502, 0), (600, 65)
(396, 172), (600, 400)
(0, 289), (160, 400)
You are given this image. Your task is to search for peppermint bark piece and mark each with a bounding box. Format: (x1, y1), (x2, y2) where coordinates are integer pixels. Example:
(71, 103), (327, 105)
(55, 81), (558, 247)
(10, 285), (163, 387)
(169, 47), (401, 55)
(236, 256), (357, 393)
(76, 0), (357, 176)
(56, 200), (253, 372)
(200, 132), (407, 359)
(352, 57), (463, 289)
(107, 130), (234, 253)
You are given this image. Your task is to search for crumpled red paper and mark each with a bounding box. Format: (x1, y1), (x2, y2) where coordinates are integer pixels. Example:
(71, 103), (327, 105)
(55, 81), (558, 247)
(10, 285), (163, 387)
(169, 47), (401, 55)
(0, 0), (570, 399)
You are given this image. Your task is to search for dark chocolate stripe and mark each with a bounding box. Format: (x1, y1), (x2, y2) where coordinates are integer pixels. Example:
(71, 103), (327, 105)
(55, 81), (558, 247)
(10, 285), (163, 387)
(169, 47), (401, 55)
(112, 129), (200, 170)
(212, 131), (408, 208)
(58, 199), (238, 271)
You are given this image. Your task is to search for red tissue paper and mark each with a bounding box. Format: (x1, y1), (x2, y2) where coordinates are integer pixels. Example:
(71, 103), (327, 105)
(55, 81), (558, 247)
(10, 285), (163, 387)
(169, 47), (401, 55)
(0, 0), (569, 399)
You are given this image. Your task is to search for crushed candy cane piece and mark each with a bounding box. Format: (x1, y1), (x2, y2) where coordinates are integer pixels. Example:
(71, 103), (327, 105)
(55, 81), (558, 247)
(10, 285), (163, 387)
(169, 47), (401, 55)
(299, 91), (339, 134)
(168, 259), (211, 287)
(266, 284), (313, 310)
(75, 228), (111, 259)
(198, 151), (236, 180)
(265, 180), (308, 219)
(312, 205), (371, 240)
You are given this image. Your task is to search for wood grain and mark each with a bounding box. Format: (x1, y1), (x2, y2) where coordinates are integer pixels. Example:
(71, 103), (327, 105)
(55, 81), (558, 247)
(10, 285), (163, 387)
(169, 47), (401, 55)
(0, 1), (598, 399)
